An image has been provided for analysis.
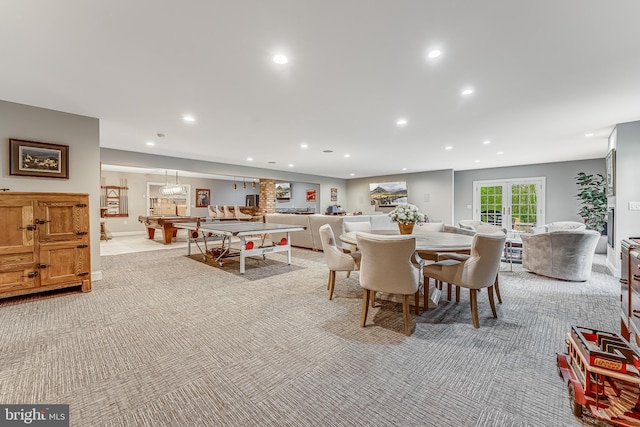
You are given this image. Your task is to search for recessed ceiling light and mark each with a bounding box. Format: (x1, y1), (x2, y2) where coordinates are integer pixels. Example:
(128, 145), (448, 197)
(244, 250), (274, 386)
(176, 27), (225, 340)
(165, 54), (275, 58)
(182, 115), (195, 123)
(497, 151), (504, 155)
(273, 54), (288, 64)
(146, 141), (155, 147)
(483, 140), (491, 145)
(246, 157), (253, 161)
(474, 160), (480, 163)
(300, 143), (308, 148)
(402, 168), (407, 171)
(445, 146), (453, 150)
(344, 154), (351, 158)
(396, 118), (408, 126)
(427, 49), (441, 59)
(323, 150), (333, 153)
(461, 88), (474, 96)
(585, 133), (594, 137)
(350, 173), (355, 177)
(288, 163), (294, 168)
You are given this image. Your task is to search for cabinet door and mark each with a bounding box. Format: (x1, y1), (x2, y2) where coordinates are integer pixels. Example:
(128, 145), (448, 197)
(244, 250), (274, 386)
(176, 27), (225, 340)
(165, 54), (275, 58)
(0, 199), (37, 292)
(36, 197), (89, 243)
(39, 242), (90, 286)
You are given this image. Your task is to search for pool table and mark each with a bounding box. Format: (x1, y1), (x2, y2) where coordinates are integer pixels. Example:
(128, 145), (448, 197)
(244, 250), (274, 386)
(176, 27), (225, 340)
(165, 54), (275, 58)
(138, 215), (203, 244)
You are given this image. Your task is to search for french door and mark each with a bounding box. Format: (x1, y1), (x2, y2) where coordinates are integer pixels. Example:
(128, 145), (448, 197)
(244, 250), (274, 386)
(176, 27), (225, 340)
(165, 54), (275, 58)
(473, 178), (545, 233)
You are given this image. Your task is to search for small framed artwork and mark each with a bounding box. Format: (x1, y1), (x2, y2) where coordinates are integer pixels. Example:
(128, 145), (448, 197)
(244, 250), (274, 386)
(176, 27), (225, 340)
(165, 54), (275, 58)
(306, 189), (317, 202)
(605, 149), (615, 196)
(330, 187), (337, 202)
(9, 139), (69, 179)
(196, 188), (210, 207)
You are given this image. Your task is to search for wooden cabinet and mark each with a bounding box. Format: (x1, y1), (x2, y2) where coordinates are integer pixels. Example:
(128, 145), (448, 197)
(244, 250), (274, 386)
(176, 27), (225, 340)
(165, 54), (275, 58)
(0, 192), (91, 299)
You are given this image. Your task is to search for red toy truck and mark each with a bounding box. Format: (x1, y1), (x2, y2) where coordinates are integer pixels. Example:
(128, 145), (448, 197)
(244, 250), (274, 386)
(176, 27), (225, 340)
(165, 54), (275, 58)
(557, 326), (640, 425)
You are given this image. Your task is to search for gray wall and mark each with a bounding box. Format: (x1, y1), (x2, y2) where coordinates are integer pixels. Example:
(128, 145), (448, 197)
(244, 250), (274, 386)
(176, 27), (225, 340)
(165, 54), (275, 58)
(0, 100), (102, 280)
(345, 170), (454, 223)
(101, 149), (347, 214)
(609, 120), (640, 272)
(275, 181), (321, 212)
(101, 170), (260, 233)
(453, 159), (605, 226)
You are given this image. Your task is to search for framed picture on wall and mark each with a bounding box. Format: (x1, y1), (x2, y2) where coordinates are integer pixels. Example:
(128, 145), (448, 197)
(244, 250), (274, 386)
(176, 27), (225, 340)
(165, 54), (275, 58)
(306, 190), (316, 202)
(9, 138), (69, 179)
(196, 188), (210, 207)
(330, 187), (337, 202)
(605, 149), (615, 196)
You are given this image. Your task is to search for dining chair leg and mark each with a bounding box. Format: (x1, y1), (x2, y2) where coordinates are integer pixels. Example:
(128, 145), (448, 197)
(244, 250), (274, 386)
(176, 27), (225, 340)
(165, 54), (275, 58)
(423, 276), (429, 311)
(493, 274), (502, 304)
(447, 283), (452, 301)
(469, 289), (480, 328)
(328, 271), (337, 300)
(360, 289), (370, 327)
(370, 290), (378, 307)
(402, 294), (411, 336)
(487, 285), (497, 318)
(455, 285), (460, 303)
(327, 272), (331, 290)
(414, 290), (420, 315)
(347, 271), (351, 279)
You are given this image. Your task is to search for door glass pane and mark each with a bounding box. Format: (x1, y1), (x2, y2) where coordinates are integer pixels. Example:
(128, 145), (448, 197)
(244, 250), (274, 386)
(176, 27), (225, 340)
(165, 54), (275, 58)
(479, 185), (503, 225)
(511, 184), (537, 232)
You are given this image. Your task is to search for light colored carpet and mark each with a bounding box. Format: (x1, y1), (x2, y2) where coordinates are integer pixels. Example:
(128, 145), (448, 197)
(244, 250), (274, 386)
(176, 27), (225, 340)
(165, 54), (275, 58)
(0, 248), (620, 426)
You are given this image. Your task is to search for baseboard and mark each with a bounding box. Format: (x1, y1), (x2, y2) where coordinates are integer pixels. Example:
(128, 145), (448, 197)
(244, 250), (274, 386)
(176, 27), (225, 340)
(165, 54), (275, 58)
(92, 270), (103, 282)
(606, 257), (620, 278)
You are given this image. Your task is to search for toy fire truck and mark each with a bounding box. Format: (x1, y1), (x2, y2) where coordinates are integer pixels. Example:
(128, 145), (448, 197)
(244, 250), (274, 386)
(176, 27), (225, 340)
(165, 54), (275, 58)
(557, 326), (640, 425)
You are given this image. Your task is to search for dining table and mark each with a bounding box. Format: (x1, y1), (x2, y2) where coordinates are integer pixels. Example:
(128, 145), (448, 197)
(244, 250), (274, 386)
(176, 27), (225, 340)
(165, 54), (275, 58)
(339, 229), (475, 309)
(339, 229), (474, 261)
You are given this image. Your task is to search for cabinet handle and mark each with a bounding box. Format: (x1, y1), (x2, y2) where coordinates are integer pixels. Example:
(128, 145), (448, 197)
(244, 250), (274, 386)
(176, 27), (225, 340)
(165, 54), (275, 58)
(77, 272), (89, 276)
(22, 271), (39, 278)
(77, 244), (88, 249)
(75, 203), (88, 208)
(621, 279), (629, 284)
(36, 263), (47, 269)
(19, 225), (37, 231)
(76, 231), (88, 235)
(35, 219), (51, 224)
(634, 275), (640, 281)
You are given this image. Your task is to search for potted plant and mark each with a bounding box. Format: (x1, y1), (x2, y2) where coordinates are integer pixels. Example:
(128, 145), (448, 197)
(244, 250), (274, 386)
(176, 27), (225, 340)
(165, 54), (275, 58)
(388, 203), (427, 234)
(575, 172), (607, 233)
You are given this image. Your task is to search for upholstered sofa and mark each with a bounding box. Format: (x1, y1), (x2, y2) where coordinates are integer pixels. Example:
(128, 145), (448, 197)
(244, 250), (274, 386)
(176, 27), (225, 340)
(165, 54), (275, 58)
(264, 213), (395, 250)
(521, 229), (600, 281)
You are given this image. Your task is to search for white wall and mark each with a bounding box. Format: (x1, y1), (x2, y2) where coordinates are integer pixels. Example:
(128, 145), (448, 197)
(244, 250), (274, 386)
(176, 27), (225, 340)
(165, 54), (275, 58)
(0, 100), (102, 280)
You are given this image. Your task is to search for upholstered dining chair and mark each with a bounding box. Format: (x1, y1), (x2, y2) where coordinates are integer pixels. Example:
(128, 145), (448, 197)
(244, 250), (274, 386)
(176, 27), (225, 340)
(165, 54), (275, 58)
(223, 205), (235, 218)
(356, 232), (421, 336)
(422, 232), (506, 328)
(318, 224), (361, 300)
(234, 206), (252, 219)
(343, 221), (371, 252)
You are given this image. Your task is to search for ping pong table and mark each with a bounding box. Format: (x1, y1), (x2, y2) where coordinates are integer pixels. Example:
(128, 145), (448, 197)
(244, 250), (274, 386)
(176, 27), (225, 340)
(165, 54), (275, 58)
(174, 221), (306, 274)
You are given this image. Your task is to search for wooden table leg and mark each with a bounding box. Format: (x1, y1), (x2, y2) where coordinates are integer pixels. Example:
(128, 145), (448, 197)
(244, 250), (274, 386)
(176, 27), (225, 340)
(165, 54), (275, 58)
(147, 227), (155, 239)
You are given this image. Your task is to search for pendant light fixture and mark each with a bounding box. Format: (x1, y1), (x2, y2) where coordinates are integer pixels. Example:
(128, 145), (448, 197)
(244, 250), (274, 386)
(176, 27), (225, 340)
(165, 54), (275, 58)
(159, 170), (187, 197)
(242, 177), (247, 190)
(232, 177), (237, 190)
(252, 179), (256, 189)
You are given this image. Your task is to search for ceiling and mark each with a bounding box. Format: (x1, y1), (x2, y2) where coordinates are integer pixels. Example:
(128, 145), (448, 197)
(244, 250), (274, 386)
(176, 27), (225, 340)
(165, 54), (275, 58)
(2, 1), (639, 180)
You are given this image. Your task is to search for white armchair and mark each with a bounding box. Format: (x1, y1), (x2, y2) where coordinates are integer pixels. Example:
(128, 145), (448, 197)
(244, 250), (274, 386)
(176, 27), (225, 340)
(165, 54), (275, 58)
(521, 229), (600, 281)
(318, 224), (361, 300)
(356, 232), (421, 336)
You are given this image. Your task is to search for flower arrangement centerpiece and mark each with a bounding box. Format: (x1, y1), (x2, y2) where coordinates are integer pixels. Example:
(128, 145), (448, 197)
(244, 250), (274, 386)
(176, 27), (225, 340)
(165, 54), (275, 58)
(388, 203), (427, 234)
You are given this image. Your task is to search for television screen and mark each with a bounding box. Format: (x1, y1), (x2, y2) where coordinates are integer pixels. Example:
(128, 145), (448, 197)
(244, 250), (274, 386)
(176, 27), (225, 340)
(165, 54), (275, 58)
(369, 181), (407, 206)
(276, 182), (291, 200)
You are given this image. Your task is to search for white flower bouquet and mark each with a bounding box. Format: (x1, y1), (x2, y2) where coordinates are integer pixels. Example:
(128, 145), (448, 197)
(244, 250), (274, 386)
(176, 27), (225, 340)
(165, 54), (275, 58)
(388, 204), (427, 225)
